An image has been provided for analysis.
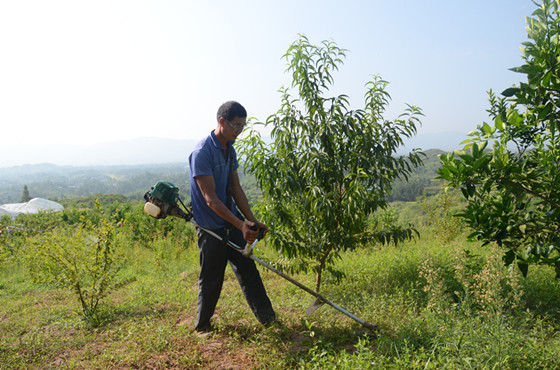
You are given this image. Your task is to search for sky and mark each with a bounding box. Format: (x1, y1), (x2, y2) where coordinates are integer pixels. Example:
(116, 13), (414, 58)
(0, 0), (534, 165)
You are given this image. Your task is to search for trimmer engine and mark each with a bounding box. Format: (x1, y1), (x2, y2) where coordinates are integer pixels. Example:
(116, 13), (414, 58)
(143, 181), (190, 220)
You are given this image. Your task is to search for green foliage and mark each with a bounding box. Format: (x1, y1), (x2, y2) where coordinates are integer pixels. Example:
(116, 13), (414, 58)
(60, 193), (129, 209)
(239, 35), (423, 291)
(387, 149), (445, 202)
(418, 187), (465, 244)
(119, 202), (195, 249)
(28, 200), (124, 324)
(11, 211), (61, 235)
(289, 241), (560, 369)
(387, 177), (429, 202)
(439, 0), (560, 277)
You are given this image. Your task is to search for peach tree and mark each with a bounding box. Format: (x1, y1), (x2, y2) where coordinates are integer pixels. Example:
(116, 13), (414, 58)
(239, 35), (423, 291)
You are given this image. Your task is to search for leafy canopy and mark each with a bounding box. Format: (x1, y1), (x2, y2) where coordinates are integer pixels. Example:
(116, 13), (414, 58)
(438, 0), (560, 278)
(238, 35), (423, 291)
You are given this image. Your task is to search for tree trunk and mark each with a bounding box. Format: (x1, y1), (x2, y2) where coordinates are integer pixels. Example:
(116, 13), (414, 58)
(315, 244), (333, 292)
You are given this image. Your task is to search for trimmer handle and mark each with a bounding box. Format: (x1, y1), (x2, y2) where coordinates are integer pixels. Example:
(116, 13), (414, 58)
(250, 222), (265, 240)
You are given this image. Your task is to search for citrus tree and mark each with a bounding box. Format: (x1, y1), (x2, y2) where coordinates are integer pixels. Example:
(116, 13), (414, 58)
(438, 0), (560, 278)
(239, 35), (423, 291)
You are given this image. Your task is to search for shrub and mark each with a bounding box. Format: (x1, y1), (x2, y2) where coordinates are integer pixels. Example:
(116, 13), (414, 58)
(28, 200), (124, 324)
(418, 187), (465, 243)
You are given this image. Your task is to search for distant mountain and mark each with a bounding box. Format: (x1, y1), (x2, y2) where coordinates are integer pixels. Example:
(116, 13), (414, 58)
(0, 137), (198, 167)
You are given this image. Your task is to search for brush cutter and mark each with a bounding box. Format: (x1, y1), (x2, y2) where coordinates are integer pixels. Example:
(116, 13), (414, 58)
(143, 181), (378, 332)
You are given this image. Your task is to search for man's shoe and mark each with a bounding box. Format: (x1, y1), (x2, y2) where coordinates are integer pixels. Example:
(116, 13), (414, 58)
(261, 317), (281, 328)
(195, 322), (212, 332)
(195, 323), (213, 338)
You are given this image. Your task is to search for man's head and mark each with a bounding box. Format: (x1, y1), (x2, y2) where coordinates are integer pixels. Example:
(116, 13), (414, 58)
(215, 101), (247, 143)
(217, 101), (247, 122)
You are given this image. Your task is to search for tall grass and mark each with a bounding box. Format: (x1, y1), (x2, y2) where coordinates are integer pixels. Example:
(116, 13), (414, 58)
(291, 234), (560, 369)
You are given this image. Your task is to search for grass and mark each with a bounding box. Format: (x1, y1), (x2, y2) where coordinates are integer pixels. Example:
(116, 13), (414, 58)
(1, 224), (560, 369)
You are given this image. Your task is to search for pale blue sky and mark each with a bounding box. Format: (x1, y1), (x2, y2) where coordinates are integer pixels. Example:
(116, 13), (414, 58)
(0, 1), (532, 158)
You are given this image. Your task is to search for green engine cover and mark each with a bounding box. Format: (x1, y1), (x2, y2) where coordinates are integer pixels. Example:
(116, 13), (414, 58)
(150, 181), (180, 205)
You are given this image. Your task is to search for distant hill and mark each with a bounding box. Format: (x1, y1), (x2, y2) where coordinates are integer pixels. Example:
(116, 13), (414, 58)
(0, 162), (190, 204)
(1, 132), (469, 168)
(397, 131), (467, 155)
(414, 148), (446, 178)
(0, 139), (455, 204)
(387, 148), (447, 202)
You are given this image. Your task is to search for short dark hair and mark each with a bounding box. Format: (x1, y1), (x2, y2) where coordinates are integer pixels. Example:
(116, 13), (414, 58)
(217, 101), (247, 122)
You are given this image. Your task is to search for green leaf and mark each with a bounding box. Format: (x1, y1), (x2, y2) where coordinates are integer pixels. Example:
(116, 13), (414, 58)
(506, 109), (523, 127)
(501, 87), (519, 97)
(473, 156), (488, 171)
(458, 152), (473, 163)
(542, 70), (552, 86)
(495, 115), (505, 130)
(466, 183), (475, 197)
(466, 130), (479, 137)
(481, 122), (493, 134)
(477, 141), (488, 153)
(538, 103), (553, 120)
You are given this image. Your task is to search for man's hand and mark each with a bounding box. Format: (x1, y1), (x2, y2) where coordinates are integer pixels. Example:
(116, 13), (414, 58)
(256, 221), (269, 238)
(241, 221), (269, 244)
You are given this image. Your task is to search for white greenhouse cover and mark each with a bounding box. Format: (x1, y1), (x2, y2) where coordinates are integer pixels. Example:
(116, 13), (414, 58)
(0, 198), (63, 218)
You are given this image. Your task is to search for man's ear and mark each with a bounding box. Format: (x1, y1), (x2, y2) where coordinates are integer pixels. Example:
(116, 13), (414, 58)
(218, 116), (229, 127)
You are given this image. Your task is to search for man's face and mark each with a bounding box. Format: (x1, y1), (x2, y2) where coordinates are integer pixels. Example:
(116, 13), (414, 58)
(224, 116), (247, 141)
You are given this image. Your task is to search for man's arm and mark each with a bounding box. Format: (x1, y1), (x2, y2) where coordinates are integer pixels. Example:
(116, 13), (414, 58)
(195, 174), (260, 243)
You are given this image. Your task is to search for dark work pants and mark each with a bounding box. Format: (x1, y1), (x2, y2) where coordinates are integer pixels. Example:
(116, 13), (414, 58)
(195, 227), (276, 331)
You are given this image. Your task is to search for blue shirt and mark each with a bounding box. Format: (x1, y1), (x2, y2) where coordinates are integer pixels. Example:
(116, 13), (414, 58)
(189, 131), (239, 229)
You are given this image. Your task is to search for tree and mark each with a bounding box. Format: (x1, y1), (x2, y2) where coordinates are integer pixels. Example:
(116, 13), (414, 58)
(238, 35), (423, 291)
(438, 0), (560, 278)
(21, 185), (32, 203)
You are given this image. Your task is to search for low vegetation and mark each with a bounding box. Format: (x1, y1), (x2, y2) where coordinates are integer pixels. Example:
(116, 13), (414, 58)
(1, 196), (559, 368)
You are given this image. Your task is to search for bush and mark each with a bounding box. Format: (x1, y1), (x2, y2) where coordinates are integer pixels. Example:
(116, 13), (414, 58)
(418, 187), (465, 243)
(27, 201), (124, 324)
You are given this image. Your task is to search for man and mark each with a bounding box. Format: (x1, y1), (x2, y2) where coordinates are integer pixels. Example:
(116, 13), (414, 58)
(188, 101), (276, 332)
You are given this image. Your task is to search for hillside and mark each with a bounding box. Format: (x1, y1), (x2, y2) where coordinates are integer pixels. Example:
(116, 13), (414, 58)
(387, 148), (446, 201)
(0, 148), (447, 205)
(0, 163), (190, 204)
